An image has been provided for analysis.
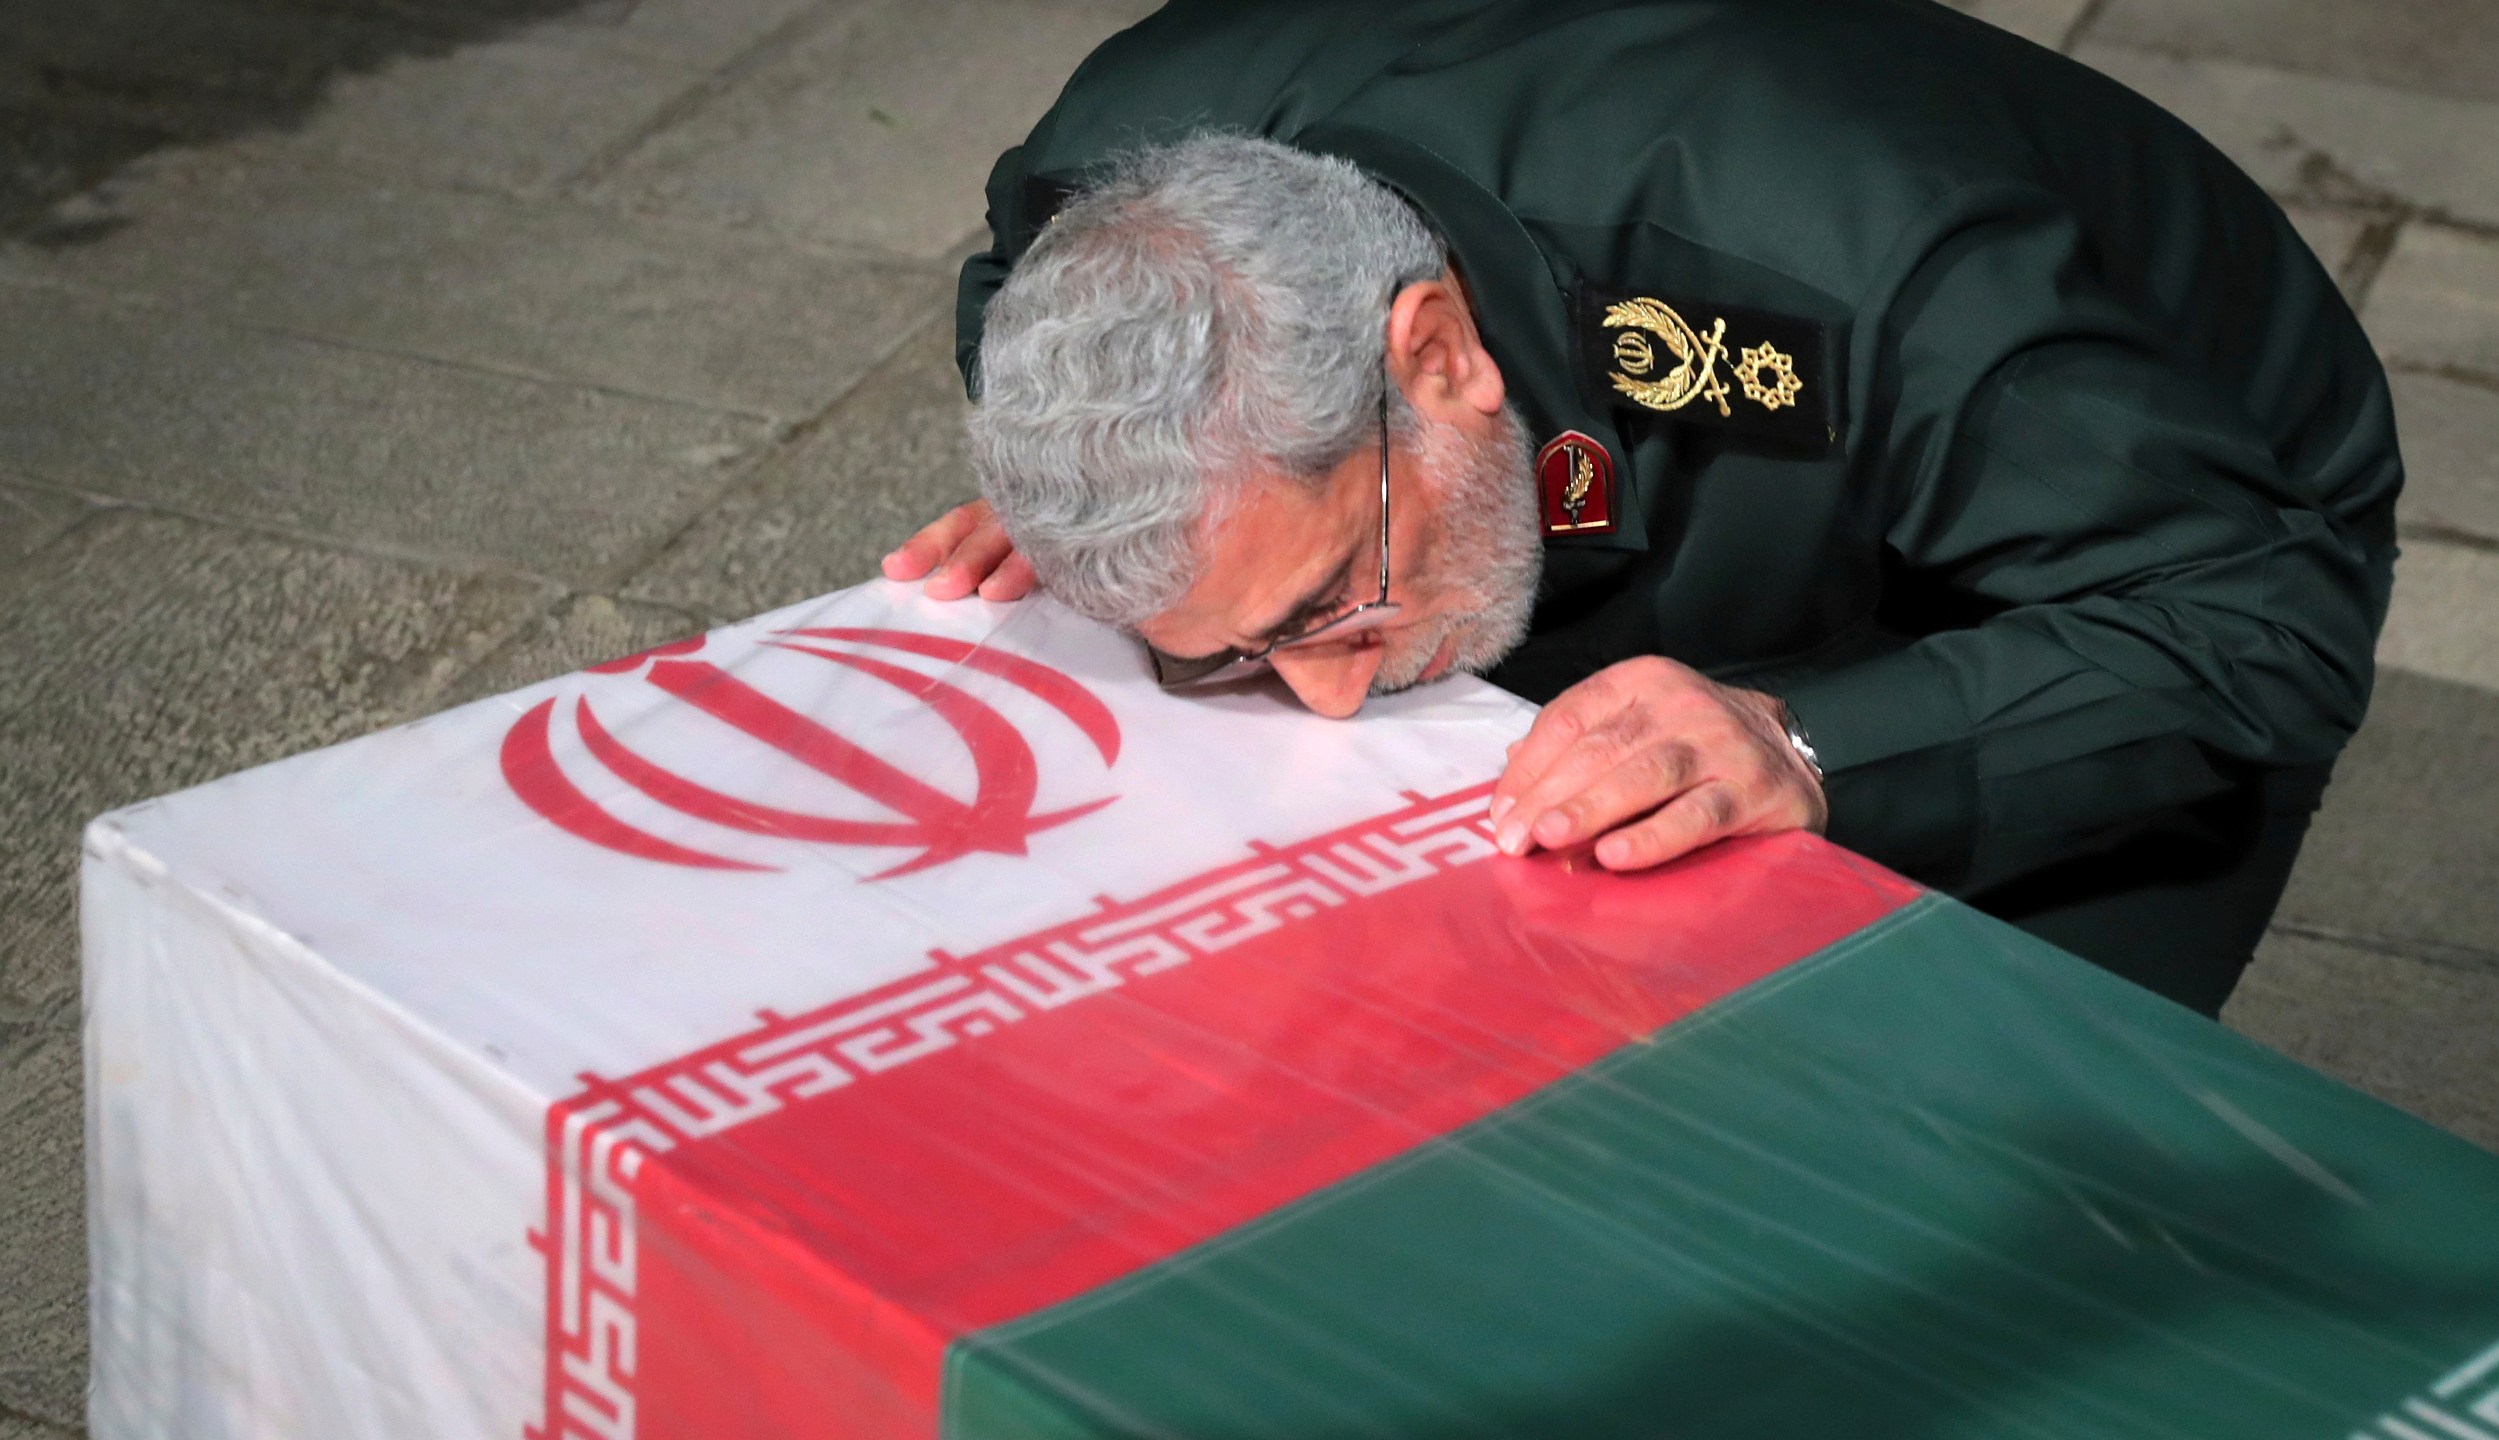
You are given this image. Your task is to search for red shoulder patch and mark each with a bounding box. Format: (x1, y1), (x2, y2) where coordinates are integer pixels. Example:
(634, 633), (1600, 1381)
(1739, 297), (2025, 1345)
(1535, 431), (1616, 537)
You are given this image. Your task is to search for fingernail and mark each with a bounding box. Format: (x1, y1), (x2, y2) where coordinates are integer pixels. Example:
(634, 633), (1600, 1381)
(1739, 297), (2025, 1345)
(1533, 812), (1572, 847)
(1487, 795), (1512, 825)
(1496, 819), (1529, 855)
(1595, 836), (1628, 868)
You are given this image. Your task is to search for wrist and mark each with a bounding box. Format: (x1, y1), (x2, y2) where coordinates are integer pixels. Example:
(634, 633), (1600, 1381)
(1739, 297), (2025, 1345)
(1732, 687), (1828, 833)
(1722, 685), (1828, 822)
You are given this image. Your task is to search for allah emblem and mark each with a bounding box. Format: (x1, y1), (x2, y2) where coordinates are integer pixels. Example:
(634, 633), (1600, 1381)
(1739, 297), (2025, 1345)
(500, 628), (1119, 879)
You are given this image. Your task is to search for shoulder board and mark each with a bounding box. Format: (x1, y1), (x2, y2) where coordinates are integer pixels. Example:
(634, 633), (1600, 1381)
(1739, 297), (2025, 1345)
(1573, 283), (1837, 451)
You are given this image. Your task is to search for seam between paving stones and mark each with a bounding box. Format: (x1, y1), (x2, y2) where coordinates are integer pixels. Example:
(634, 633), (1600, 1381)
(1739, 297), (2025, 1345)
(0, 270), (791, 425)
(0, 483), (565, 736)
(2069, 51), (2499, 237)
(2057, 0), (2114, 55)
(2342, 214), (2407, 306)
(11, 145), (952, 297)
(598, 302), (958, 606)
(0, 474), (577, 595)
(2278, 144), (2499, 240)
(0, 503), (109, 610)
(419, 588), (715, 712)
(556, 0), (883, 195)
(2399, 522), (2499, 556)
(2088, 37), (2499, 118)
(0, 495), (562, 740)
(0, 291), (954, 672)
(0, 266), (936, 600)
(2388, 358), (2499, 397)
(2269, 921), (2499, 978)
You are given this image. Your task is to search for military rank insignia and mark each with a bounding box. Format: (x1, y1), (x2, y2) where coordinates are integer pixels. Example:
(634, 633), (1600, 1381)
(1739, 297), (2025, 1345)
(1575, 283), (1835, 450)
(1535, 431), (1616, 536)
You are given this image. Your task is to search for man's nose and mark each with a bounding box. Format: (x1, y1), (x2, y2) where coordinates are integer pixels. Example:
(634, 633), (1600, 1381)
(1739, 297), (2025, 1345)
(1271, 645), (1384, 719)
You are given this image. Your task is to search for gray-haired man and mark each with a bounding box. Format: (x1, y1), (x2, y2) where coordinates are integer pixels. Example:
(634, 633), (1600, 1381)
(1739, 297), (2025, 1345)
(886, 0), (2398, 1016)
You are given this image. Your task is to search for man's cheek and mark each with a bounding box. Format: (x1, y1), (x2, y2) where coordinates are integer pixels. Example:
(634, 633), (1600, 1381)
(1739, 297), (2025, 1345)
(1372, 624), (1449, 693)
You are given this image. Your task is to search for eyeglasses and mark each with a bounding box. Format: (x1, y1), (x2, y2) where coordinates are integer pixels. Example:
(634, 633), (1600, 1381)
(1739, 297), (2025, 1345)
(1146, 392), (1400, 688)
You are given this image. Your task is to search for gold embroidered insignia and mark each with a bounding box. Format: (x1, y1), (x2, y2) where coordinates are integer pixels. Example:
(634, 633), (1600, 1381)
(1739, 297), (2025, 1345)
(1601, 297), (1734, 418)
(1576, 283), (1837, 450)
(1734, 341), (1803, 411)
(1563, 445), (1594, 516)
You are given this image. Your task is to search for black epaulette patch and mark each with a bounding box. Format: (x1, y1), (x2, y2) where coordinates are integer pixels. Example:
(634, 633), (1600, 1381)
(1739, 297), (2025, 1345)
(1574, 283), (1837, 450)
(1018, 173), (1082, 244)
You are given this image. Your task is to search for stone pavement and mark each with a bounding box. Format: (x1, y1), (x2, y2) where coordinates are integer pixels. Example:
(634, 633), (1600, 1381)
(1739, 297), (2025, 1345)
(0, 0), (2493, 1431)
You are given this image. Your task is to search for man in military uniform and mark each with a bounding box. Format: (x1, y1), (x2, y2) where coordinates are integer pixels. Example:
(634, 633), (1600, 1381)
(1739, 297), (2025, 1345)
(884, 0), (2401, 1015)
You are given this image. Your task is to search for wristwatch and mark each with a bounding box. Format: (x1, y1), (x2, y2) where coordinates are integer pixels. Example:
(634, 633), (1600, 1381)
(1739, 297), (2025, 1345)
(1781, 709), (1825, 783)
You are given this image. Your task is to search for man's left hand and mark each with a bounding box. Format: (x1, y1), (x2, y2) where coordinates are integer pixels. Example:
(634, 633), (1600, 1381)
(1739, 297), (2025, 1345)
(1489, 656), (1827, 870)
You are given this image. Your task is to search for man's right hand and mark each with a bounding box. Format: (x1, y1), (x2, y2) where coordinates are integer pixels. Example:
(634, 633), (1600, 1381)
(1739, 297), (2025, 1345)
(881, 499), (1038, 601)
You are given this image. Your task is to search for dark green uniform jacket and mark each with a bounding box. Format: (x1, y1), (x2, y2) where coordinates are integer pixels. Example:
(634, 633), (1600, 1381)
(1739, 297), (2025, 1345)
(954, 0), (2402, 1013)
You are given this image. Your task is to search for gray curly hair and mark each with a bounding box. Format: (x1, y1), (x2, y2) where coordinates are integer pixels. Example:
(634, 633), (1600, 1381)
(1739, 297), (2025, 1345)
(965, 133), (1446, 626)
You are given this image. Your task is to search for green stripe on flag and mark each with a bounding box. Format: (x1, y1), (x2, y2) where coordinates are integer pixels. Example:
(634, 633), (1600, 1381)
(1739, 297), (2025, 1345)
(942, 897), (2499, 1439)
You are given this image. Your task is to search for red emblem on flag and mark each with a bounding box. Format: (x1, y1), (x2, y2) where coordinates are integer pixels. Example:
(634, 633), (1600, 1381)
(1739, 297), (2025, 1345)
(1535, 431), (1617, 536)
(498, 628), (1119, 879)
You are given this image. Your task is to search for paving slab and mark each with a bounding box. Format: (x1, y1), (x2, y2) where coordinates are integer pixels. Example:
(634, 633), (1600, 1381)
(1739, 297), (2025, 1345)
(434, 589), (705, 708)
(2275, 664), (2499, 968)
(1940, 0), (2092, 52)
(2389, 370), (2499, 541)
(0, 152), (950, 418)
(0, 282), (772, 586)
(2365, 221), (2499, 379)
(2375, 539), (2499, 693)
(0, 509), (547, 1019)
(579, 0), (1158, 260)
(2078, 43), (2499, 227)
(2085, 0), (2499, 106)
(0, 1026), (85, 1430)
(624, 316), (978, 619)
(2224, 929), (2499, 1152)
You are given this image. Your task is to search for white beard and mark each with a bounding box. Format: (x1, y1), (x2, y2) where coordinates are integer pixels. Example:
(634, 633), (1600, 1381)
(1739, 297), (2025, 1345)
(1371, 401), (1543, 695)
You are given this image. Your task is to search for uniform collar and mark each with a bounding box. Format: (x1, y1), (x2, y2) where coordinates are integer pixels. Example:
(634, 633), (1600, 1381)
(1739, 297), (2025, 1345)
(1295, 123), (1651, 555)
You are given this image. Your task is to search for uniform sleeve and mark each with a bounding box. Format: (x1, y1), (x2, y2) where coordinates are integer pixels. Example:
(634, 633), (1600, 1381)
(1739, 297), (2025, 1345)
(1771, 184), (2398, 895)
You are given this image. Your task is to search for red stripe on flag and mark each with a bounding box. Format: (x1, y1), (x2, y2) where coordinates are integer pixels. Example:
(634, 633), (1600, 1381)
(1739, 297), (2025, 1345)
(538, 788), (1919, 1440)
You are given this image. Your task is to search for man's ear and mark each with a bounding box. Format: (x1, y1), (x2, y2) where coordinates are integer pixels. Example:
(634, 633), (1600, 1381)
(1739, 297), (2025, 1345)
(1385, 276), (1506, 422)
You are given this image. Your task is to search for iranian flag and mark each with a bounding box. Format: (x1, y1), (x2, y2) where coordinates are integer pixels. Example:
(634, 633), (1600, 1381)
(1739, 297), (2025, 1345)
(81, 585), (2499, 1440)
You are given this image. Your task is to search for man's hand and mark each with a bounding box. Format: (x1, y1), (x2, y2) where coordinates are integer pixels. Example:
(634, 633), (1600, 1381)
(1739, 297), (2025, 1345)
(1490, 656), (1827, 871)
(881, 499), (1037, 601)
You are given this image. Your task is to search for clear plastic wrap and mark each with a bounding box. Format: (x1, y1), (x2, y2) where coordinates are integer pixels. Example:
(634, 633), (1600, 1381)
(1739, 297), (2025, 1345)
(82, 583), (2499, 1440)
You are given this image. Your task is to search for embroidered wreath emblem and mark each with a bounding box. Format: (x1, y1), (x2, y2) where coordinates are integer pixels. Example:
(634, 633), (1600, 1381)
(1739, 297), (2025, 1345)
(1734, 342), (1803, 411)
